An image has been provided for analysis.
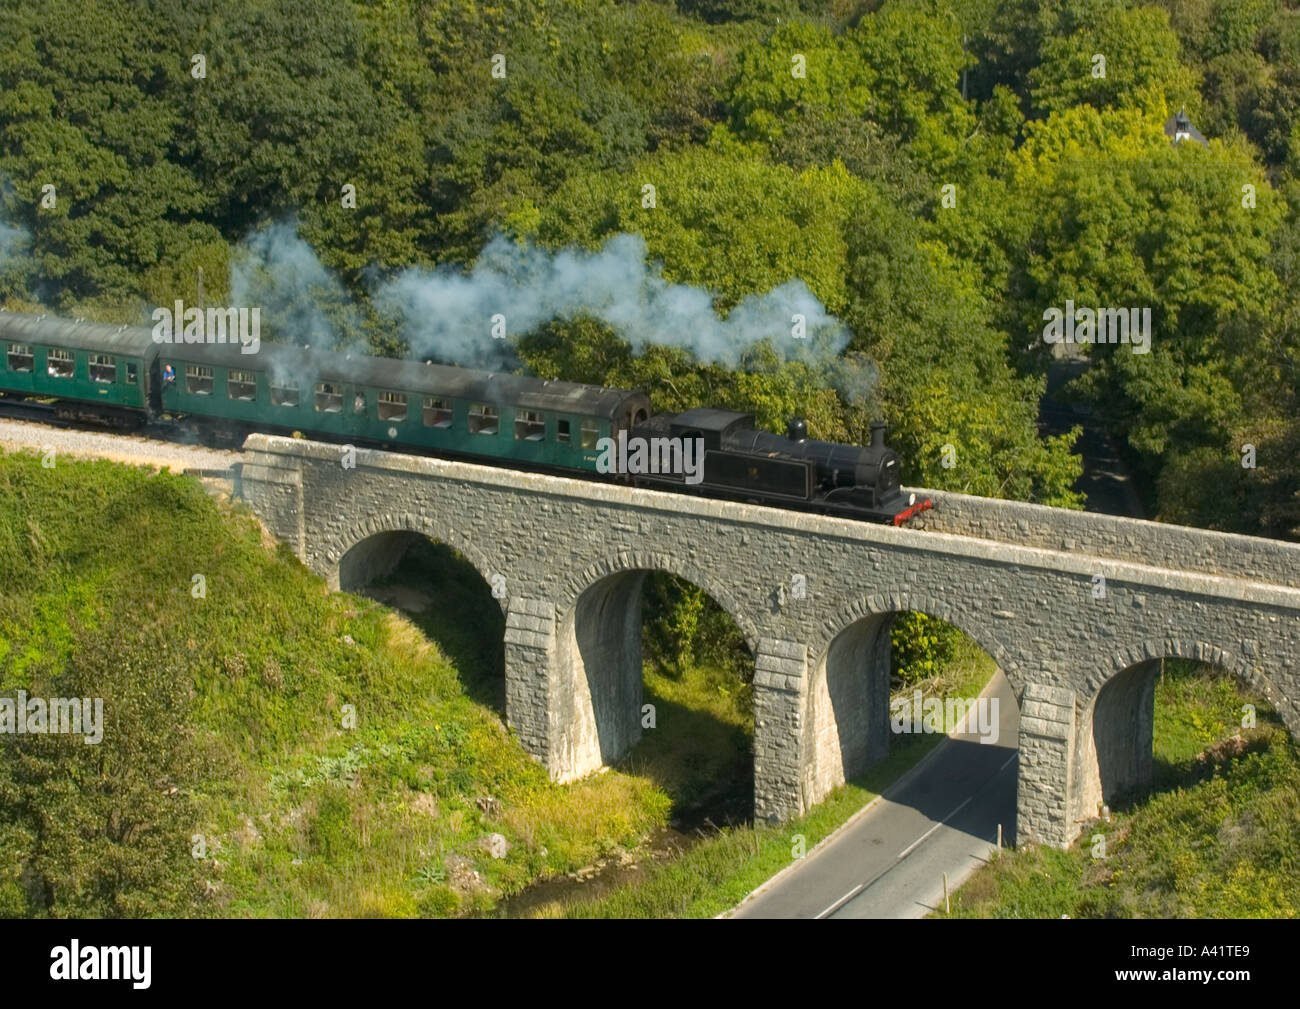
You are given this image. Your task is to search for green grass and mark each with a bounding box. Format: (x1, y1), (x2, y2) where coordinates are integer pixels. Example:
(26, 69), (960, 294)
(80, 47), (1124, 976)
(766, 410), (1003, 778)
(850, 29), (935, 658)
(937, 661), (1300, 918)
(0, 450), (674, 917)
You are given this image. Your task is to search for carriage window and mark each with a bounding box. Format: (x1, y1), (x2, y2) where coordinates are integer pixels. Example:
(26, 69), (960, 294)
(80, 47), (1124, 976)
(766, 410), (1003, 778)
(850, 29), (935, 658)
(557, 419), (570, 443)
(271, 381), (300, 408)
(7, 344), (33, 372)
(422, 397), (452, 428)
(423, 395), (454, 426)
(514, 410), (545, 441)
(47, 348), (74, 378)
(314, 382), (343, 413)
(228, 369), (257, 400)
(125, 363), (138, 385)
(580, 419), (600, 449)
(468, 403), (499, 435)
(185, 365), (214, 395)
(377, 391), (407, 422)
(89, 354), (116, 383)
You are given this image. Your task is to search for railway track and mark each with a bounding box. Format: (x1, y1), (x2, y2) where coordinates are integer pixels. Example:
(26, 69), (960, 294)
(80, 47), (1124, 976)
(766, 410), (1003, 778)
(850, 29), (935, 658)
(0, 394), (67, 427)
(0, 394), (241, 475)
(0, 392), (245, 448)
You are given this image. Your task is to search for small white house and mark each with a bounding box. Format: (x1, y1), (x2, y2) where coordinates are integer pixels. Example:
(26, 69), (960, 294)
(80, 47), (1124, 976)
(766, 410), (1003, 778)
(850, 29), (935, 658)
(1164, 108), (1208, 147)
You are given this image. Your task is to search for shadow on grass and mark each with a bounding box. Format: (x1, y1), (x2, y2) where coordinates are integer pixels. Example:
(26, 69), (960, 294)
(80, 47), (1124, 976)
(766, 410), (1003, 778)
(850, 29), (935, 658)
(619, 686), (754, 831)
(371, 539), (506, 714)
(1122, 729), (1282, 811)
(1119, 666), (1290, 812)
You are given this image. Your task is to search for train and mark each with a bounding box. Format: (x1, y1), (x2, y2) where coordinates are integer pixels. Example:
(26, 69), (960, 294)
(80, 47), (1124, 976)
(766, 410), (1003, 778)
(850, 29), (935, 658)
(0, 309), (931, 525)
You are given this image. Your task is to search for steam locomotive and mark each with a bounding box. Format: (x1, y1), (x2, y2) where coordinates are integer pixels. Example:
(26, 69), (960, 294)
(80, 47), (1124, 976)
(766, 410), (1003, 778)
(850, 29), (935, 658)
(0, 310), (930, 524)
(626, 408), (928, 523)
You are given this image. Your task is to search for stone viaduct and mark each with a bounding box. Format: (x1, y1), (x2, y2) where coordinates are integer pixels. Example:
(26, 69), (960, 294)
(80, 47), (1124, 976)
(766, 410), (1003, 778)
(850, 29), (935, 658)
(236, 433), (1300, 848)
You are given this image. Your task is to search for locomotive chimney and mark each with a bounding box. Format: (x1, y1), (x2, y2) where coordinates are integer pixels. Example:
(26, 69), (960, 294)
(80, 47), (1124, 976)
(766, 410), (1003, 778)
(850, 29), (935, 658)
(786, 417), (808, 443)
(870, 421), (887, 448)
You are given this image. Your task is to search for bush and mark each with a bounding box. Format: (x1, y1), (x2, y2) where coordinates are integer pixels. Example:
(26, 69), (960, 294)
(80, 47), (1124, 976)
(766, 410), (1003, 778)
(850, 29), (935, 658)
(308, 790), (358, 864)
(0, 623), (208, 917)
(642, 573), (750, 679)
(890, 612), (962, 685)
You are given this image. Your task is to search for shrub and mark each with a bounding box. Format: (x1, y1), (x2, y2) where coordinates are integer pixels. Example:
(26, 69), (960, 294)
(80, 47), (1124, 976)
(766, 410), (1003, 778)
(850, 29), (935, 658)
(890, 612), (962, 684)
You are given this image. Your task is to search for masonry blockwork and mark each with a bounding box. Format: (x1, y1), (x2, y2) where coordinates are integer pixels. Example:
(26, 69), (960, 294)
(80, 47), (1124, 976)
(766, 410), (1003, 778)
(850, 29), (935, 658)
(238, 434), (1300, 848)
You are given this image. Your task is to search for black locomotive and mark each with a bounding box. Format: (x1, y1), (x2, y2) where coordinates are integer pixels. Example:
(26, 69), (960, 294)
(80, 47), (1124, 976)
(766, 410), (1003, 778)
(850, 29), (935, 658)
(627, 408), (930, 525)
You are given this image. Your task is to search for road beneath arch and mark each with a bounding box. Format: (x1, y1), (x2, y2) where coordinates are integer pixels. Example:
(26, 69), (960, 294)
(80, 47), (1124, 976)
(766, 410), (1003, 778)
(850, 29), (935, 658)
(729, 670), (1018, 919)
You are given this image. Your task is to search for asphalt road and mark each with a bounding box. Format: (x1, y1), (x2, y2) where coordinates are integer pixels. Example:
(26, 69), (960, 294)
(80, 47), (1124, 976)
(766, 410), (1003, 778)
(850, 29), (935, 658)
(1040, 358), (1145, 519)
(729, 670), (1019, 919)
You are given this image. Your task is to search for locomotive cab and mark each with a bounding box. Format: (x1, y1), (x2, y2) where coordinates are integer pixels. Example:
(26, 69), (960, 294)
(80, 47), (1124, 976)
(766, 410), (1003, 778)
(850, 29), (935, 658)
(667, 407), (755, 453)
(636, 406), (929, 524)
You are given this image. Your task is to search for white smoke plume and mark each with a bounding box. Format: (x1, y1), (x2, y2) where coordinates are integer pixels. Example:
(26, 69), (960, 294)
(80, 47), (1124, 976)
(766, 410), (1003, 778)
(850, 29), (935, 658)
(0, 221), (25, 260)
(232, 221), (852, 370)
(0, 175), (32, 289)
(0, 219), (29, 276)
(830, 351), (880, 410)
(376, 231), (851, 369)
(230, 220), (365, 350)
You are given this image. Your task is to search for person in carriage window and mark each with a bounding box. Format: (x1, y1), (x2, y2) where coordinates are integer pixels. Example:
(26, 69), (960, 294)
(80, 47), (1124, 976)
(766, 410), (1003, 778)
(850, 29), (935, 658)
(354, 392), (365, 414)
(162, 363), (176, 385)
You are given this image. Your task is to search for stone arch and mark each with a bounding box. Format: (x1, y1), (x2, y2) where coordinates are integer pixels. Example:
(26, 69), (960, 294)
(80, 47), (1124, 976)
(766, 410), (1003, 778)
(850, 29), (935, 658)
(559, 551), (761, 654)
(320, 513), (503, 608)
(548, 550), (759, 783)
(803, 589), (1012, 809)
(810, 590), (1012, 675)
(1084, 638), (1275, 707)
(1071, 638), (1284, 825)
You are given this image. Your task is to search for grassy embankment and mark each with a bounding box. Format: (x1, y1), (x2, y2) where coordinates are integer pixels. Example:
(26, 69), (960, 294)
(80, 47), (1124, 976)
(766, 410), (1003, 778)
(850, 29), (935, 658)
(937, 662), (1300, 918)
(0, 449), (993, 917)
(0, 451), (663, 916)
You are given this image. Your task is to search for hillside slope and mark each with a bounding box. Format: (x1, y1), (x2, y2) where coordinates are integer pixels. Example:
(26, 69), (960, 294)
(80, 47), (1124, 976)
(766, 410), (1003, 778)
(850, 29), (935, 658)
(0, 450), (672, 917)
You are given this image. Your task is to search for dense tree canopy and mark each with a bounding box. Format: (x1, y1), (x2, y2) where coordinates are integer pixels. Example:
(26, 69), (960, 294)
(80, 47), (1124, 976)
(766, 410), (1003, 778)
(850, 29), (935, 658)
(0, 0), (1298, 533)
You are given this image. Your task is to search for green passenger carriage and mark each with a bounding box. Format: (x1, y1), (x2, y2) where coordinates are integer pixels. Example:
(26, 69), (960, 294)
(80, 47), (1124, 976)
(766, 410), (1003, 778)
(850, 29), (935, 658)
(0, 313), (157, 419)
(0, 311), (650, 473)
(157, 340), (650, 472)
